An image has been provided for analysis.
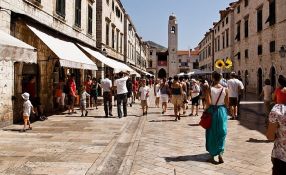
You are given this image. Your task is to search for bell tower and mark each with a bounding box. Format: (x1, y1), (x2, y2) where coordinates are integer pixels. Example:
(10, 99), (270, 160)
(168, 13), (178, 77)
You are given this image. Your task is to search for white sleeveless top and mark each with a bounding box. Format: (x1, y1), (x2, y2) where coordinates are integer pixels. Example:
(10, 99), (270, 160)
(210, 87), (226, 105)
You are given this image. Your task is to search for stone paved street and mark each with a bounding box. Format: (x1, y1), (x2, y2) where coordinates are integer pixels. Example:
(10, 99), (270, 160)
(128, 94), (273, 175)
(0, 93), (273, 175)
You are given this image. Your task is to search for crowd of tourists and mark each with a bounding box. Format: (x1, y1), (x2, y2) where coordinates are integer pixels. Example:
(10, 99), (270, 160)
(20, 70), (286, 173)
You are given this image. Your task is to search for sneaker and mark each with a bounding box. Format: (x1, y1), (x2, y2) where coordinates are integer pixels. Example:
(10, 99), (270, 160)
(189, 113), (193, 116)
(81, 114), (84, 117)
(109, 113), (113, 116)
(85, 111), (88, 116)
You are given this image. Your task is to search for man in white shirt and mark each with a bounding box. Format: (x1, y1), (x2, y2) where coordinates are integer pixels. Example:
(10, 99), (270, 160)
(114, 72), (129, 118)
(101, 74), (113, 117)
(227, 72), (244, 119)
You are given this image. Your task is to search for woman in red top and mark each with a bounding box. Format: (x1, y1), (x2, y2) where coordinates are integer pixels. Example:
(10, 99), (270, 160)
(132, 77), (138, 103)
(273, 75), (286, 104)
(68, 74), (77, 114)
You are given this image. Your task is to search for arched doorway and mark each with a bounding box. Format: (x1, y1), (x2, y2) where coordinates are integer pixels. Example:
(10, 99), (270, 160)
(257, 68), (263, 94)
(158, 68), (167, 79)
(270, 66), (276, 88)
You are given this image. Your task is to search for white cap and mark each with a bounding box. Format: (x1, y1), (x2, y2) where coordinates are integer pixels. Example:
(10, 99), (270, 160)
(21, 92), (30, 100)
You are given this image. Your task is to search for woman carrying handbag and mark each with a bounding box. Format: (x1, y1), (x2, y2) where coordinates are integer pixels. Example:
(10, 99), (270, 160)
(204, 71), (229, 164)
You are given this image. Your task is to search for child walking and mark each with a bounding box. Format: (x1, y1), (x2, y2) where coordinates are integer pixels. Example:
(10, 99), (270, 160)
(139, 79), (150, 115)
(80, 86), (90, 117)
(21, 92), (34, 132)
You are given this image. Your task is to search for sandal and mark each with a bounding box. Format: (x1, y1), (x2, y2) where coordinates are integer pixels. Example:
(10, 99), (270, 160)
(218, 155), (224, 164)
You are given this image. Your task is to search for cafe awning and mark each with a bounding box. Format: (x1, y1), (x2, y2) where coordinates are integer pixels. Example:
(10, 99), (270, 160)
(131, 65), (153, 76)
(27, 25), (97, 70)
(78, 44), (140, 76)
(0, 30), (37, 63)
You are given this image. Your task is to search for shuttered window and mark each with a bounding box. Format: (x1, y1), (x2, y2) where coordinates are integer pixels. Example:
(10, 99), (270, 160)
(56, 0), (66, 18)
(75, 0), (82, 27)
(87, 4), (93, 34)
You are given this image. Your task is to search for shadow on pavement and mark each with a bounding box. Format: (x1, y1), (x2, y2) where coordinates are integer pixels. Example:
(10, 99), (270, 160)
(238, 96), (266, 134)
(149, 119), (176, 122)
(188, 124), (200, 126)
(164, 153), (210, 163)
(2, 128), (23, 132)
(246, 138), (272, 143)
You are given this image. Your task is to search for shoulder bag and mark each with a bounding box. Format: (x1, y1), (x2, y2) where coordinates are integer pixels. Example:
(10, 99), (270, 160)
(199, 88), (224, 129)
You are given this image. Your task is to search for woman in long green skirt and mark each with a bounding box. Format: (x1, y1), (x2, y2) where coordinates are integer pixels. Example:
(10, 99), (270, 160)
(205, 71), (229, 164)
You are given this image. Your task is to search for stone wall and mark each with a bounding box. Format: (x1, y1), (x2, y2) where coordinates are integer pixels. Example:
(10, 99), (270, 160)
(232, 0), (286, 93)
(0, 61), (13, 127)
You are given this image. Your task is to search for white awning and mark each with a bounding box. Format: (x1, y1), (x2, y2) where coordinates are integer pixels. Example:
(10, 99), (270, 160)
(0, 30), (37, 63)
(77, 44), (140, 76)
(27, 25), (97, 70)
(131, 65), (153, 76)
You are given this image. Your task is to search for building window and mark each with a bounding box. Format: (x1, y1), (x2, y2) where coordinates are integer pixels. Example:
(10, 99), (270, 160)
(116, 30), (119, 51)
(226, 17), (228, 24)
(56, 0), (66, 17)
(149, 60), (152, 68)
(75, 0), (81, 27)
(105, 22), (110, 46)
(217, 37), (220, 51)
(270, 41), (276, 53)
(266, 0), (276, 26)
(150, 51), (153, 55)
(245, 0), (248, 7)
(237, 5), (240, 14)
(226, 29), (229, 47)
(112, 0), (114, 11)
(179, 59), (181, 63)
(112, 27), (115, 49)
(171, 26), (176, 34)
(214, 38), (217, 52)
(120, 34), (123, 53)
(106, 0), (109, 5)
(257, 8), (263, 32)
(237, 52), (241, 60)
(222, 32), (225, 49)
(235, 21), (241, 41)
(258, 45), (263, 55)
(115, 6), (120, 18)
(87, 4), (93, 35)
(244, 18), (249, 38)
(245, 49), (249, 58)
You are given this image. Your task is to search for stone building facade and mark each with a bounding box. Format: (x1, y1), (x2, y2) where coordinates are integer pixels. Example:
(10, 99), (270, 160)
(0, 0), (98, 127)
(0, 0), (147, 127)
(198, 30), (214, 71)
(198, 0), (286, 94)
(232, 0), (286, 93)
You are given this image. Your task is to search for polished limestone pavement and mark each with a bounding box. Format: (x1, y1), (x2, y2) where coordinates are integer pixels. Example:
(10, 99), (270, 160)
(0, 92), (273, 175)
(128, 94), (273, 175)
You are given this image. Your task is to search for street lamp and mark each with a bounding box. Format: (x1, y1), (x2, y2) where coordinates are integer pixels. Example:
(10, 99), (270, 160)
(279, 45), (286, 58)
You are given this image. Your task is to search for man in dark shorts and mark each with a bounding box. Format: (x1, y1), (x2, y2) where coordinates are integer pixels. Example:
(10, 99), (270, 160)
(227, 72), (244, 119)
(189, 79), (200, 116)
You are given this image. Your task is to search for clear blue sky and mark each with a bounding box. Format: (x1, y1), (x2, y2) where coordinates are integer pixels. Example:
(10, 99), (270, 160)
(121, 0), (234, 50)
